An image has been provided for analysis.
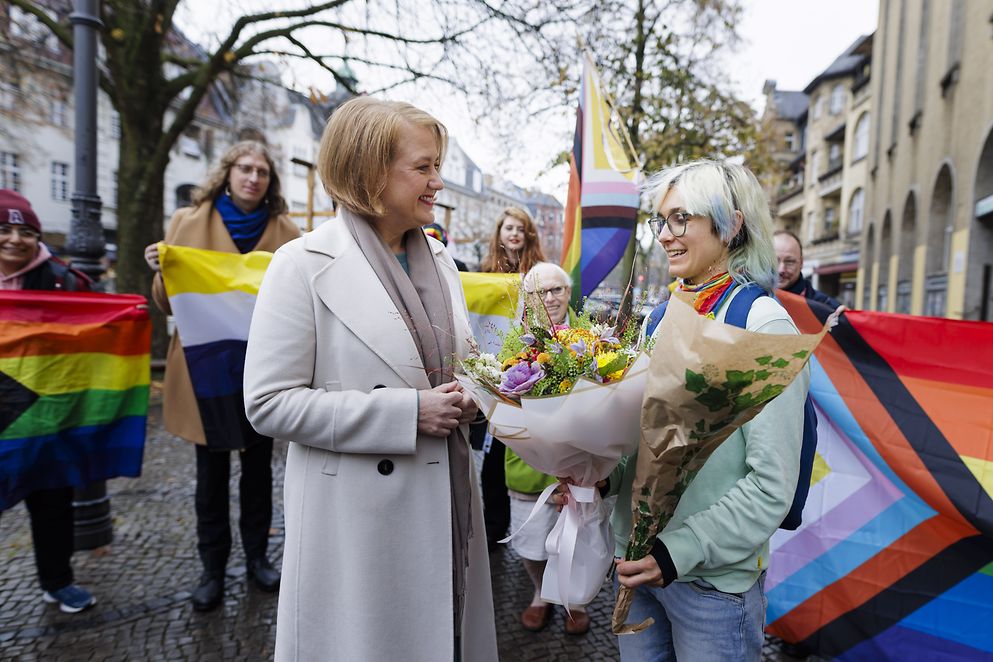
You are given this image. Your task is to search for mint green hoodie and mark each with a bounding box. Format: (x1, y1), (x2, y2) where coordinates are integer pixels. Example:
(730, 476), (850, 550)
(611, 287), (809, 594)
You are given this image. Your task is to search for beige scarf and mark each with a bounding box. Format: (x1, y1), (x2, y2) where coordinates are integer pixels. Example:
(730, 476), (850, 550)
(342, 208), (473, 632)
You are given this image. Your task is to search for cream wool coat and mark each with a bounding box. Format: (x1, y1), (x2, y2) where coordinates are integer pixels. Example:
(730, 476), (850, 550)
(243, 219), (498, 662)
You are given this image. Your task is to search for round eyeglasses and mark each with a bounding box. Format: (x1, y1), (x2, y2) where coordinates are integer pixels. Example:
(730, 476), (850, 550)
(647, 211), (693, 238)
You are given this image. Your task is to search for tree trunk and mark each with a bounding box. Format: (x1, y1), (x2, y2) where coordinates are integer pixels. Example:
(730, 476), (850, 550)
(116, 122), (170, 358)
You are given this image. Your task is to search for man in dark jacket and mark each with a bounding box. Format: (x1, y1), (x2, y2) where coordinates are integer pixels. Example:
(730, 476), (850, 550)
(774, 230), (842, 309)
(0, 189), (96, 613)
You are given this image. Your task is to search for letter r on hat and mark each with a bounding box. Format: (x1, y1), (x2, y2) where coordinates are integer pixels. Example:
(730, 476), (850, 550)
(8, 209), (24, 224)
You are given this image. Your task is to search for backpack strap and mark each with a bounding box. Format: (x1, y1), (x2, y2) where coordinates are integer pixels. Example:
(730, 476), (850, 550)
(722, 283), (770, 329)
(645, 301), (668, 338)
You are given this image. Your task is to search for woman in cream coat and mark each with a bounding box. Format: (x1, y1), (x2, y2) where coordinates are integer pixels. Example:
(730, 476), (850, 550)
(244, 98), (498, 661)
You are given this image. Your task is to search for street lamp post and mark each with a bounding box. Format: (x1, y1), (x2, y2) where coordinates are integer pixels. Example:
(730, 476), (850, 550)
(67, 0), (113, 551)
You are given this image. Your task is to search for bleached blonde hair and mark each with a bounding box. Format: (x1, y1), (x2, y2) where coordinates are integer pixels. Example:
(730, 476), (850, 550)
(642, 159), (777, 292)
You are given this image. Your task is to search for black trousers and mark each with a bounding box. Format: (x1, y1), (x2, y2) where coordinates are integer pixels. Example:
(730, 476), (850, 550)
(23, 487), (75, 592)
(194, 438), (273, 575)
(479, 437), (510, 545)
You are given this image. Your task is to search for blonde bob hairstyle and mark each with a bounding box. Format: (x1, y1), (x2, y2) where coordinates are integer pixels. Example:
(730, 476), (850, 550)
(316, 97), (448, 217)
(642, 159), (777, 293)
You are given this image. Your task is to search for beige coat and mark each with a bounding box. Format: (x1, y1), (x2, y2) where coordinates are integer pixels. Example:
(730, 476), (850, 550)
(151, 203), (301, 445)
(243, 220), (498, 662)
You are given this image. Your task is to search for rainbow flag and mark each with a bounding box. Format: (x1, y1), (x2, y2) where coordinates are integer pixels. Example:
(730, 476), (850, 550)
(767, 292), (993, 659)
(560, 51), (641, 309)
(159, 243), (271, 450)
(0, 291), (150, 511)
(460, 272), (520, 355)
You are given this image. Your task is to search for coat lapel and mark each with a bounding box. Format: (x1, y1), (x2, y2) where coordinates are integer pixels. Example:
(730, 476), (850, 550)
(306, 223), (431, 390)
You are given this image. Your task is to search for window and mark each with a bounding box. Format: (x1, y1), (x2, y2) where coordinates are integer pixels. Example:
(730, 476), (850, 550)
(10, 6), (59, 52)
(853, 113), (870, 160)
(824, 206), (837, 234)
(175, 184), (194, 210)
(806, 210), (817, 242)
(848, 188), (865, 235)
(51, 161), (70, 201)
(829, 84), (845, 115)
(51, 100), (68, 127)
(0, 81), (16, 111)
(0, 152), (21, 191)
(810, 149), (819, 182)
(293, 145), (309, 177)
(110, 110), (122, 139)
(112, 170), (118, 208)
(812, 94), (823, 119)
(785, 131), (795, 151)
(828, 143), (842, 170)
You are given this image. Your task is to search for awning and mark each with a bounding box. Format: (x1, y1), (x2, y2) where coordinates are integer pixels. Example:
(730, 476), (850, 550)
(815, 261), (859, 276)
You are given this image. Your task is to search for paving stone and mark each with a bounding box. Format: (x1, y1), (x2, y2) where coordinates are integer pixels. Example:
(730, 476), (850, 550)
(0, 404), (805, 661)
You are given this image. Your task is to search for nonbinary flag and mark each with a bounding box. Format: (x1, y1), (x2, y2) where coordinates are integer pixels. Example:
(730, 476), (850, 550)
(159, 243), (270, 450)
(0, 291), (149, 510)
(459, 272), (520, 355)
(767, 292), (993, 660)
(560, 50), (641, 309)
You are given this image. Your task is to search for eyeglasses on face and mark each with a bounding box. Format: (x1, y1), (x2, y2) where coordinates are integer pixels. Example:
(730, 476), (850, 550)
(528, 285), (567, 298)
(647, 211), (693, 238)
(232, 163), (271, 179)
(0, 225), (40, 240)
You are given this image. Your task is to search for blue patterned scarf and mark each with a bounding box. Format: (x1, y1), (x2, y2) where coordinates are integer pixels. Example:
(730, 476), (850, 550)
(215, 193), (269, 254)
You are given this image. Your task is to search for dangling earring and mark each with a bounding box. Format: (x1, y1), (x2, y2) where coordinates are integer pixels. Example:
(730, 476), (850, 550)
(224, 186), (231, 197)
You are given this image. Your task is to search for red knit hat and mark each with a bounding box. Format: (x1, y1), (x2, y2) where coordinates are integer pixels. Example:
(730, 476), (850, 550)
(0, 189), (42, 234)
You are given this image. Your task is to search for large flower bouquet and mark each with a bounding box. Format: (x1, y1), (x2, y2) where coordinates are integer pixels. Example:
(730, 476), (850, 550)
(458, 304), (651, 610)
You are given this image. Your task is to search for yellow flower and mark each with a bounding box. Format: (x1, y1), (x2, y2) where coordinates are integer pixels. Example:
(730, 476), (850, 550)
(558, 379), (573, 393)
(502, 357), (520, 370)
(555, 328), (596, 346)
(536, 352), (551, 364)
(596, 351), (619, 371)
(606, 368), (626, 382)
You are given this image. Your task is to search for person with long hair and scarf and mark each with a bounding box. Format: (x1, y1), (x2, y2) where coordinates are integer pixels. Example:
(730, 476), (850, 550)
(144, 141), (300, 612)
(243, 98), (497, 662)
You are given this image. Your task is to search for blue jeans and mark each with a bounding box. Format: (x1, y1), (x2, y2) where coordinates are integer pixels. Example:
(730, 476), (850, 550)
(616, 573), (767, 662)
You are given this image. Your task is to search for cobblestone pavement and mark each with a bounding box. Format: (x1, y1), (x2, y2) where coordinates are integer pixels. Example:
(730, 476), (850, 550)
(1, 403), (806, 661)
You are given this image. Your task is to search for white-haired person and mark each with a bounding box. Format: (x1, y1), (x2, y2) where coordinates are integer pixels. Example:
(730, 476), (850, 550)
(610, 160), (809, 661)
(507, 261), (591, 635)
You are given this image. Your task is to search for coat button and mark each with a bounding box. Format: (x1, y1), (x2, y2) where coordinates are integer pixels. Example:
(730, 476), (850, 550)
(377, 459), (394, 476)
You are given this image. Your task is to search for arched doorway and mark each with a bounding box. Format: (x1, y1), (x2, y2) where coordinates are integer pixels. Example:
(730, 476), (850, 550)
(968, 128), (993, 320)
(925, 165), (953, 316)
(878, 212), (892, 311)
(896, 192), (917, 313)
(863, 222), (876, 310)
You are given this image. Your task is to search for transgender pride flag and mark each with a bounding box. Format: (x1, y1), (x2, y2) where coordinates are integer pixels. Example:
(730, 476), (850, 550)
(159, 243), (271, 450)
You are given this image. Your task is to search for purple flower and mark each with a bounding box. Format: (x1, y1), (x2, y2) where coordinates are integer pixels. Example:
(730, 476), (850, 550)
(499, 361), (545, 395)
(520, 333), (537, 346)
(599, 326), (620, 344)
(549, 342), (564, 355)
(570, 339), (587, 356)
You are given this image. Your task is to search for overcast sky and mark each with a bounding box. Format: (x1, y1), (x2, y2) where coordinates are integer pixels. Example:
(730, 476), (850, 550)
(177, 1), (880, 199)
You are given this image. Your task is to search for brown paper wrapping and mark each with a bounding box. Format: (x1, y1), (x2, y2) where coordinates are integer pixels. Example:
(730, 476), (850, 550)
(612, 291), (828, 635)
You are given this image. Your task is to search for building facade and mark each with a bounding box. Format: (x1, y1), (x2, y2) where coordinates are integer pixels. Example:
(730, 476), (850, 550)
(861, 0), (993, 320)
(763, 35), (873, 308)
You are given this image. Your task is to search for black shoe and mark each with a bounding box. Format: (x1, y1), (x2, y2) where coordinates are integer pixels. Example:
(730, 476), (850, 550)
(247, 557), (280, 592)
(191, 573), (224, 612)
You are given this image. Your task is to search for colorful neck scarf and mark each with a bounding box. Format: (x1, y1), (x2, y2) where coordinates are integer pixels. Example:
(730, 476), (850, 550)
(215, 193), (270, 254)
(678, 272), (736, 318)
